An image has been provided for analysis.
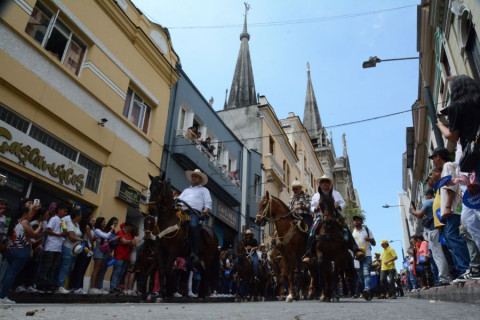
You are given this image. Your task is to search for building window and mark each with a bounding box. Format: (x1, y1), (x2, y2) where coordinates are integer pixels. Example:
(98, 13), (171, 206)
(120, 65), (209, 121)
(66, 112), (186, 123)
(0, 104), (30, 133)
(123, 88), (151, 134)
(29, 125), (77, 161)
(269, 136), (274, 154)
(78, 154), (102, 193)
(25, 1), (86, 75)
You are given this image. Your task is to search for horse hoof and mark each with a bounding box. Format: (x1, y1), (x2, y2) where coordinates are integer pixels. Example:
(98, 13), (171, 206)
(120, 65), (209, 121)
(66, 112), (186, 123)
(285, 294), (293, 302)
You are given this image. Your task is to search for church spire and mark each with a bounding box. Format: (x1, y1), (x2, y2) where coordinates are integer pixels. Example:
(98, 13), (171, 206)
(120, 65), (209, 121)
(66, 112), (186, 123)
(303, 62), (323, 137)
(225, 2), (257, 109)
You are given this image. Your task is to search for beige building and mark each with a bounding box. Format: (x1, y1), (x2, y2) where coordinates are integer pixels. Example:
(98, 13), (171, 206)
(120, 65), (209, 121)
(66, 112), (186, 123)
(0, 0), (178, 283)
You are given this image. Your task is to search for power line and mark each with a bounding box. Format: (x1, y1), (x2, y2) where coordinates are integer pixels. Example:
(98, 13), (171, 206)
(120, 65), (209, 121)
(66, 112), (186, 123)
(141, 5), (416, 30)
(166, 105), (427, 148)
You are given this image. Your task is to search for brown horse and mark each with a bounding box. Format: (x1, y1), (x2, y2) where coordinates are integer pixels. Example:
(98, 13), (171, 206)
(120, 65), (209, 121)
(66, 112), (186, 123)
(234, 240), (256, 301)
(313, 188), (354, 302)
(255, 191), (313, 302)
(147, 174), (219, 298)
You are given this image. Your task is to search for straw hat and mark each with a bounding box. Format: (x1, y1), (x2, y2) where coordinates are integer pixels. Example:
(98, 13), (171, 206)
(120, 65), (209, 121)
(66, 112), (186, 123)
(291, 180), (304, 189)
(71, 241), (84, 256)
(185, 169), (208, 186)
(317, 175), (334, 184)
(245, 229), (253, 235)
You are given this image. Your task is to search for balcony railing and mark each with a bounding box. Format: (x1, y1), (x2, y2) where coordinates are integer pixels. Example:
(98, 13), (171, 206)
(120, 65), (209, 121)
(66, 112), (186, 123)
(176, 129), (240, 188)
(265, 153), (285, 182)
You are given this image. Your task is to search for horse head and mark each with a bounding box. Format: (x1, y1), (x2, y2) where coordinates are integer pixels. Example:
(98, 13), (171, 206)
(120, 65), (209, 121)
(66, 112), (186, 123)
(318, 188), (335, 221)
(148, 174), (175, 216)
(255, 191), (270, 227)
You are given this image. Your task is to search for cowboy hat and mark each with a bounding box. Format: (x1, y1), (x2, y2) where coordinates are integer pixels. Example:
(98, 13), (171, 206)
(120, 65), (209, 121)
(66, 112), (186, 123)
(71, 241), (85, 256)
(245, 229), (253, 235)
(317, 175), (334, 184)
(291, 180), (304, 189)
(185, 169), (208, 186)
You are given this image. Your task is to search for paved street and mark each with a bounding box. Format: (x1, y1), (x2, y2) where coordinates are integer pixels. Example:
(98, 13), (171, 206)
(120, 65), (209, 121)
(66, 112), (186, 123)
(1, 297), (479, 320)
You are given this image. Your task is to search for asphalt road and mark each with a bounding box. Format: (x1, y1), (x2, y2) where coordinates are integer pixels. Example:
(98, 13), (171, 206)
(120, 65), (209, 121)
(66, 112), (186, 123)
(1, 297), (479, 320)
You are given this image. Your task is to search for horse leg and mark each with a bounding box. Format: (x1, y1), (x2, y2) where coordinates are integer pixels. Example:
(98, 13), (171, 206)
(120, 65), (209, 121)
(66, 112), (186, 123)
(285, 259), (295, 303)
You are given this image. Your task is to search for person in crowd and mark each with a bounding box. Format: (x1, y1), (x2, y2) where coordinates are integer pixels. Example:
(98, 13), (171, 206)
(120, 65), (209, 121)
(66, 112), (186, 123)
(406, 248), (418, 292)
(70, 209), (95, 295)
(201, 137), (211, 150)
(124, 226), (141, 296)
(0, 198), (6, 242)
(289, 180), (313, 229)
(186, 127), (197, 143)
(429, 147), (471, 282)
(413, 234), (434, 289)
(351, 215), (376, 300)
(245, 230), (259, 281)
(177, 169), (212, 261)
(56, 208), (83, 293)
(88, 217), (117, 294)
(411, 188), (450, 286)
(0, 202), (42, 304)
(437, 75), (480, 183)
(195, 131), (203, 144)
(110, 221), (134, 295)
(458, 223), (480, 280)
(35, 202), (70, 293)
(96, 217), (119, 292)
(304, 175), (363, 263)
(380, 239), (398, 299)
(16, 206), (48, 293)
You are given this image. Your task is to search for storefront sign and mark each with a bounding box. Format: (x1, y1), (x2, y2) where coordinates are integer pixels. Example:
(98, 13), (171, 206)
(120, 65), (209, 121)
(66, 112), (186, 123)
(115, 180), (141, 208)
(216, 202), (238, 230)
(0, 125), (87, 194)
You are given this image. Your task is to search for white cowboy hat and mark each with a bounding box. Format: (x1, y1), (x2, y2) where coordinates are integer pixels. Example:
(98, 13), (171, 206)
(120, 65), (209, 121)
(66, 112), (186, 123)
(185, 169), (208, 186)
(245, 229), (253, 235)
(317, 174), (334, 184)
(71, 241), (84, 256)
(291, 180), (304, 189)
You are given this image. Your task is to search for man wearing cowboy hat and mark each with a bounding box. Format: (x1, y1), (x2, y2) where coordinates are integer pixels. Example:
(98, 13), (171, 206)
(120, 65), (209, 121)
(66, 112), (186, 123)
(289, 180), (313, 227)
(352, 215), (376, 300)
(302, 175), (363, 263)
(178, 169), (212, 260)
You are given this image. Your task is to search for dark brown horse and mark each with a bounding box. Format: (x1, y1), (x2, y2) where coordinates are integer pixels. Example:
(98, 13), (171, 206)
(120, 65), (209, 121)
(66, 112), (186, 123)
(234, 240), (256, 301)
(255, 191), (313, 302)
(146, 174), (219, 298)
(313, 188), (354, 302)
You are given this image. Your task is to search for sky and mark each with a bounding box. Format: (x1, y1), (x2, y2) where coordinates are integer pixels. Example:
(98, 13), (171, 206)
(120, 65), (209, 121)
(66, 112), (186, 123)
(131, 0), (420, 270)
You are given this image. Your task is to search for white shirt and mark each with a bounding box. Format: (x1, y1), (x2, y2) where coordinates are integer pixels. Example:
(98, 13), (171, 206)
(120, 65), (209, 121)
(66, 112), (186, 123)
(63, 221), (82, 249)
(178, 185), (212, 212)
(44, 215), (64, 252)
(352, 226), (374, 257)
(310, 189), (346, 213)
(440, 161), (460, 216)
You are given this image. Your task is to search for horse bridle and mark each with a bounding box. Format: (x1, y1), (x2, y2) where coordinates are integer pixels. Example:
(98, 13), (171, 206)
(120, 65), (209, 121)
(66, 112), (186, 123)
(257, 197), (295, 223)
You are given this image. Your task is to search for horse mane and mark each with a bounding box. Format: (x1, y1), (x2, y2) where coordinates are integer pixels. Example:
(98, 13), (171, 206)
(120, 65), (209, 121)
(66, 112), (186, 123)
(270, 195), (291, 212)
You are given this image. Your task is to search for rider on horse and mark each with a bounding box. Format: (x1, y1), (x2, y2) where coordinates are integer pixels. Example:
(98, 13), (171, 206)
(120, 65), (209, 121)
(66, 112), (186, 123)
(289, 179), (313, 231)
(302, 175), (364, 263)
(177, 169), (212, 261)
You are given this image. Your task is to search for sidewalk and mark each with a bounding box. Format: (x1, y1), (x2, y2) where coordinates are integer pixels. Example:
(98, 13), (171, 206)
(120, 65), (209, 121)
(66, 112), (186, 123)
(8, 291), (236, 304)
(406, 280), (480, 305)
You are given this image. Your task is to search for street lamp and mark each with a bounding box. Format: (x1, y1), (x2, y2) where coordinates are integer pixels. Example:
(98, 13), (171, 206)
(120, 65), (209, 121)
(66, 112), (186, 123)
(389, 240), (405, 260)
(382, 204), (403, 208)
(362, 56), (419, 68)
(362, 55), (444, 148)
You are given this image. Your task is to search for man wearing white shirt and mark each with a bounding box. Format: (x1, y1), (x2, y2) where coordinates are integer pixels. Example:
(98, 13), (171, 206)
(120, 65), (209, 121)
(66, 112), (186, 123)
(303, 175), (363, 263)
(178, 169), (212, 259)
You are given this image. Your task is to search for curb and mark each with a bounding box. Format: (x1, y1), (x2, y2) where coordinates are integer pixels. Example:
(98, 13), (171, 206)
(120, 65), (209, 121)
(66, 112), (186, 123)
(406, 280), (480, 305)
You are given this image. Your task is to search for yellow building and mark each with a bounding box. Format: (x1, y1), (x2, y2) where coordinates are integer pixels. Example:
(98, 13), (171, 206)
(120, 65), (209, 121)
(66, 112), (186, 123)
(0, 0), (178, 240)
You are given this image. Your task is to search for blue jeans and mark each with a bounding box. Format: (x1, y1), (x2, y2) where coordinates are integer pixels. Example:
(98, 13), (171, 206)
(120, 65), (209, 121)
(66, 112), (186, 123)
(110, 260), (128, 290)
(189, 212), (200, 256)
(57, 245), (76, 288)
(360, 256), (372, 290)
(443, 214), (470, 275)
(0, 246), (31, 298)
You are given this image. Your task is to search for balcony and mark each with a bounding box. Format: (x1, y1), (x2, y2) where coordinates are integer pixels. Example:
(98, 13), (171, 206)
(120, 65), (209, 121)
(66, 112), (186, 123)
(174, 129), (240, 188)
(264, 153), (285, 187)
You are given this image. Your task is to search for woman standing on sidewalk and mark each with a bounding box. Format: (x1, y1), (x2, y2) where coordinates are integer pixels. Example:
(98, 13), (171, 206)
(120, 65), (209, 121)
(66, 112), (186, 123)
(0, 204), (42, 304)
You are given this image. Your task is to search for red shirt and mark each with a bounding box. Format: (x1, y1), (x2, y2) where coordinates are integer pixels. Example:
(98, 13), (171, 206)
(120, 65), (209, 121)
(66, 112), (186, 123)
(114, 229), (132, 261)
